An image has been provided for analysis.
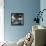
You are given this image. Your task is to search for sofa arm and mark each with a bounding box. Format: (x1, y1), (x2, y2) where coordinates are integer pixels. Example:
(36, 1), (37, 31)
(35, 29), (45, 46)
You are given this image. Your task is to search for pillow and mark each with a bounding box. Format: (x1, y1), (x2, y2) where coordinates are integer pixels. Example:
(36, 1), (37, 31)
(17, 37), (25, 46)
(23, 32), (34, 46)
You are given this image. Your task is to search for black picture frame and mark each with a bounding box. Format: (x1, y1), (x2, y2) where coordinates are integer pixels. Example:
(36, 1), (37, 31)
(11, 13), (24, 25)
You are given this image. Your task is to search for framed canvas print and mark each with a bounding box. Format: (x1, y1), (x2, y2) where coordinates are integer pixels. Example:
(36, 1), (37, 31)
(11, 13), (24, 25)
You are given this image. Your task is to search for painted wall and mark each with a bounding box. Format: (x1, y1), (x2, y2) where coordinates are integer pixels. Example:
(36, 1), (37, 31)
(40, 0), (46, 26)
(4, 0), (40, 42)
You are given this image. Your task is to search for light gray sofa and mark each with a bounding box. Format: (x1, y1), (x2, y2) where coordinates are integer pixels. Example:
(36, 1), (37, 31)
(3, 25), (46, 46)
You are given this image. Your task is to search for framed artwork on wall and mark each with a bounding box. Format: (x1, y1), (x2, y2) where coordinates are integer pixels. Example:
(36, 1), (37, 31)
(11, 13), (24, 25)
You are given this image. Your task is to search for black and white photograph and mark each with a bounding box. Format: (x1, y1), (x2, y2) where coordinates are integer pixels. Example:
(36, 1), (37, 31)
(11, 13), (24, 25)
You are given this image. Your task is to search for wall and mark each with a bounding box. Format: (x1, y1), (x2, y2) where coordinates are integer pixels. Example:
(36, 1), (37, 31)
(40, 0), (46, 26)
(4, 0), (40, 42)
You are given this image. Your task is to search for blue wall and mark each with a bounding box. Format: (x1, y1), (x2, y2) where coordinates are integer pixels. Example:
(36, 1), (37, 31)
(4, 0), (40, 42)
